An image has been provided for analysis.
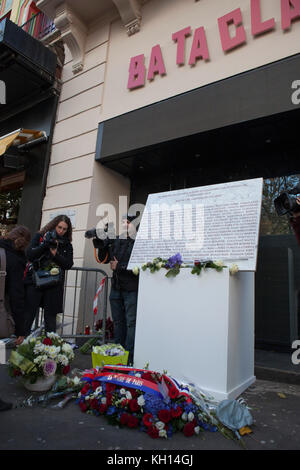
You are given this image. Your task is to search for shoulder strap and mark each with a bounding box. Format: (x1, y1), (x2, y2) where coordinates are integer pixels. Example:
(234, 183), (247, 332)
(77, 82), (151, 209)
(0, 248), (7, 302)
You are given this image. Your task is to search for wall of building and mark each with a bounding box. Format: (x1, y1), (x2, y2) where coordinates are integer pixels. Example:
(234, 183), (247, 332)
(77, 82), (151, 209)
(101, 0), (300, 122)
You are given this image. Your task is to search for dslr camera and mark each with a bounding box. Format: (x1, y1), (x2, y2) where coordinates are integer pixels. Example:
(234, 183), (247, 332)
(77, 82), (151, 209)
(44, 230), (62, 248)
(274, 185), (300, 216)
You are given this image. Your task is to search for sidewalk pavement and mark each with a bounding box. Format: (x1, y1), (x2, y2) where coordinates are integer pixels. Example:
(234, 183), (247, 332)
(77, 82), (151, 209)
(0, 348), (300, 452)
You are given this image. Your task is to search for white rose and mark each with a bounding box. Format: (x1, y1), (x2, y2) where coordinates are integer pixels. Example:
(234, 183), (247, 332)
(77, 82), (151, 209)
(230, 264), (239, 275)
(120, 388), (126, 395)
(194, 426), (200, 435)
(125, 391), (132, 400)
(188, 412), (194, 422)
(101, 397), (107, 404)
(137, 395), (145, 407)
(181, 412), (188, 421)
(62, 343), (72, 353)
(156, 262), (163, 269)
(155, 421), (165, 431)
(214, 260), (224, 268)
(159, 430), (167, 439)
(132, 266), (139, 276)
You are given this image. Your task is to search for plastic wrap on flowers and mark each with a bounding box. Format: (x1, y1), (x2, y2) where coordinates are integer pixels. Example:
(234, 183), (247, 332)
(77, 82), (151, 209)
(76, 365), (246, 441)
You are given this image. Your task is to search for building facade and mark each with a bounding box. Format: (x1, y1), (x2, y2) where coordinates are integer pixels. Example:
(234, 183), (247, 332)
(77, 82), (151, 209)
(1, 0), (300, 348)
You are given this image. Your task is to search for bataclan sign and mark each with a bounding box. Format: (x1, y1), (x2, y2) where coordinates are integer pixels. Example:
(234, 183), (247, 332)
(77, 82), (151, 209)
(127, 0), (300, 90)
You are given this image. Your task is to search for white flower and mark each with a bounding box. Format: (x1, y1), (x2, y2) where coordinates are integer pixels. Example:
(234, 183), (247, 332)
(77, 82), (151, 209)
(48, 346), (61, 359)
(101, 397), (107, 404)
(137, 395), (145, 407)
(159, 430), (167, 439)
(132, 266), (139, 276)
(62, 343), (73, 353)
(156, 262), (163, 269)
(120, 388), (126, 395)
(47, 332), (60, 339)
(229, 264), (239, 275)
(135, 373), (142, 378)
(214, 260), (224, 268)
(181, 412), (188, 421)
(125, 391), (132, 400)
(155, 421), (165, 431)
(188, 412), (195, 422)
(95, 386), (102, 395)
(194, 426), (200, 435)
(57, 354), (69, 366)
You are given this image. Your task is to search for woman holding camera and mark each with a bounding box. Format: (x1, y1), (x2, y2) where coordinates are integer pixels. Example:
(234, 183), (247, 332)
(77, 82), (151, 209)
(24, 215), (73, 335)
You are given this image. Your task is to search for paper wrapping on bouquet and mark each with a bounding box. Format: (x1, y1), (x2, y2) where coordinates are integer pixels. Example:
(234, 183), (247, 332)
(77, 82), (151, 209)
(82, 365), (192, 402)
(9, 350), (37, 374)
(92, 350), (129, 368)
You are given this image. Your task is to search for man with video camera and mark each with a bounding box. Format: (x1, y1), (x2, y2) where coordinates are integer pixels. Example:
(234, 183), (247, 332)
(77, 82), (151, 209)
(274, 184), (300, 245)
(85, 214), (139, 365)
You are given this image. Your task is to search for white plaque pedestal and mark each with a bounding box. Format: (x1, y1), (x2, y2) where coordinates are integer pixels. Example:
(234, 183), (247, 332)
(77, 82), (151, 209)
(134, 268), (255, 401)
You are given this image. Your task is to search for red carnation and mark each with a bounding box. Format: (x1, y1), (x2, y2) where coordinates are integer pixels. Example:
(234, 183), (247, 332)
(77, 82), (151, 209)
(90, 399), (99, 410)
(81, 384), (90, 395)
(129, 399), (140, 412)
(62, 365), (70, 375)
(141, 372), (157, 384)
(43, 337), (52, 346)
(171, 405), (183, 418)
(147, 425), (159, 439)
(168, 387), (179, 399)
(127, 415), (139, 428)
(92, 381), (99, 391)
(120, 413), (130, 426)
(183, 422), (195, 437)
(106, 393), (113, 406)
(143, 413), (153, 427)
(79, 401), (88, 412)
(158, 409), (172, 423)
(99, 404), (108, 414)
(106, 383), (116, 393)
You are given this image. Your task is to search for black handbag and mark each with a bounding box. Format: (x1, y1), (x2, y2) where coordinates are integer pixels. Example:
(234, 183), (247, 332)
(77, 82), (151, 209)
(33, 260), (62, 290)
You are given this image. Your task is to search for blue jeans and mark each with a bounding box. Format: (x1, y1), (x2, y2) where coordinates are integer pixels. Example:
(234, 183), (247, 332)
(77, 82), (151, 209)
(109, 288), (138, 363)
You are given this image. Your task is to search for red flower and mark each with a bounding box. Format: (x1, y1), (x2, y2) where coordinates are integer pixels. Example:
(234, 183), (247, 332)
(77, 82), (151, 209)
(79, 401), (88, 412)
(127, 415), (139, 428)
(106, 393), (113, 406)
(147, 425), (159, 438)
(129, 399), (140, 412)
(81, 384), (90, 395)
(168, 387), (179, 399)
(183, 422), (195, 437)
(13, 369), (22, 377)
(99, 404), (108, 414)
(106, 383), (116, 393)
(121, 399), (129, 408)
(62, 365), (70, 375)
(90, 399), (99, 410)
(171, 405), (183, 418)
(43, 337), (52, 346)
(141, 372), (157, 384)
(158, 409), (172, 423)
(143, 413), (153, 427)
(120, 413), (130, 426)
(92, 381), (100, 391)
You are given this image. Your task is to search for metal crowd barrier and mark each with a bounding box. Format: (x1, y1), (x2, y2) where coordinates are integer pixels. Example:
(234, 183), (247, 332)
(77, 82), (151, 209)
(33, 266), (112, 343)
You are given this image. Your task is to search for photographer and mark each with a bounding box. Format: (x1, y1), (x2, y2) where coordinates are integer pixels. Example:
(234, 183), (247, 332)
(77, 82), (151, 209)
(24, 215), (73, 335)
(85, 215), (139, 365)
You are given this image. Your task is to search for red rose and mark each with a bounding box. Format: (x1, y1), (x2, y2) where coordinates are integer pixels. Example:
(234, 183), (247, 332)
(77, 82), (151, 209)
(13, 369), (22, 377)
(43, 337), (52, 346)
(79, 401), (88, 412)
(120, 413), (130, 426)
(168, 387), (179, 399)
(92, 381), (99, 391)
(99, 404), (108, 414)
(183, 422), (195, 437)
(121, 399), (129, 408)
(62, 365), (70, 375)
(142, 372), (157, 384)
(106, 393), (113, 406)
(143, 413), (153, 427)
(127, 415), (139, 428)
(147, 425), (159, 439)
(171, 405), (183, 418)
(194, 260), (201, 266)
(81, 384), (90, 395)
(129, 399), (140, 412)
(106, 383), (116, 393)
(158, 409), (171, 423)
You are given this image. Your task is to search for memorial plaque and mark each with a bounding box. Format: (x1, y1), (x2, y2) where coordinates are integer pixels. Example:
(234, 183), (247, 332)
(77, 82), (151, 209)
(128, 178), (263, 271)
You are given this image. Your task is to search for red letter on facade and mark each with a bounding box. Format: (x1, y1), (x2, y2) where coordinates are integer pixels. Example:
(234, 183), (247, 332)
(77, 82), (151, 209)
(147, 45), (166, 81)
(251, 0), (275, 36)
(188, 26), (210, 65)
(218, 8), (247, 52)
(127, 54), (146, 90)
(281, 0), (300, 30)
(172, 26), (192, 65)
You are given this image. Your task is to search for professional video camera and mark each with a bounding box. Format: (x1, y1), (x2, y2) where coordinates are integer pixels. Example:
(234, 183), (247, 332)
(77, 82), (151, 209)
(274, 184), (300, 216)
(84, 222), (116, 240)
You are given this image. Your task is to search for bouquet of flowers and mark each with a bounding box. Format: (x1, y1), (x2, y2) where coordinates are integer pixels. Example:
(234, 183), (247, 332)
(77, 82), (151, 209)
(76, 365), (241, 440)
(8, 331), (75, 384)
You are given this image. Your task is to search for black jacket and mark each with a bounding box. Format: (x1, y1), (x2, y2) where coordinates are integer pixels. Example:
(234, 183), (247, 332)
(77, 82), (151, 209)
(0, 238), (27, 336)
(25, 232), (74, 284)
(94, 235), (138, 291)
